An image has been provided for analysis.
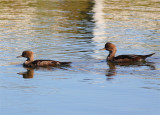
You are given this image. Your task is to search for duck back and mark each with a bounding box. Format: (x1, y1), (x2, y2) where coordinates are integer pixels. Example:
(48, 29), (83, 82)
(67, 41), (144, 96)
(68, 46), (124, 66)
(114, 53), (155, 62)
(24, 60), (71, 67)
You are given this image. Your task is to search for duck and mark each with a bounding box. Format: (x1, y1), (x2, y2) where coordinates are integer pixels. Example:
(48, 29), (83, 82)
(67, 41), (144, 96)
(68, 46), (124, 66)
(17, 51), (71, 67)
(101, 42), (155, 63)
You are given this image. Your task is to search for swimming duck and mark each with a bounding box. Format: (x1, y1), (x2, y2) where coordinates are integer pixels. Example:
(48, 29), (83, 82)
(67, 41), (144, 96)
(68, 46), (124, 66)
(101, 42), (155, 62)
(17, 51), (71, 67)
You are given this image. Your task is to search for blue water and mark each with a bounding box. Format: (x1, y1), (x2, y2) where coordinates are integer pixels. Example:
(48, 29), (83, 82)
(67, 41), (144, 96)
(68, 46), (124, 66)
(0, 0), (160, 115)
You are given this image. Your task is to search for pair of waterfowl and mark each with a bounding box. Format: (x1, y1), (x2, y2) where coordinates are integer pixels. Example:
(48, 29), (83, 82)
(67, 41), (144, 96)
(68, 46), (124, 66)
(17, 42), (155, 68)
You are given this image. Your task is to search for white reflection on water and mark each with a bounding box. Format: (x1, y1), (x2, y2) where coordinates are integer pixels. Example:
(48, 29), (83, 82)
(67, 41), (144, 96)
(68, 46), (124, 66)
(92, 0), (107, 59)
(92, 0), (106, 43)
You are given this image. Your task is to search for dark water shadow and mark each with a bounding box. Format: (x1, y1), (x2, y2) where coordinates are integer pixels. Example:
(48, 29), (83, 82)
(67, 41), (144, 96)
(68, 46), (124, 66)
(105, 61), (156, 80)
(18, 68), (35, 79)
(17, 64), (71, 79)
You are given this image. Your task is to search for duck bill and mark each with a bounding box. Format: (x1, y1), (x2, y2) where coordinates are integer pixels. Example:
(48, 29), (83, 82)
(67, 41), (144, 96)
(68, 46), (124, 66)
(17, 55), (23, 58)
(99, 48), (106, 50)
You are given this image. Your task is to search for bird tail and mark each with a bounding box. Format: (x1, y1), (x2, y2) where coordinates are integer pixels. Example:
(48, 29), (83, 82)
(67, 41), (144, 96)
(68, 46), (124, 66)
(143, 53), (155, 59)
(60, 62), (72, 65)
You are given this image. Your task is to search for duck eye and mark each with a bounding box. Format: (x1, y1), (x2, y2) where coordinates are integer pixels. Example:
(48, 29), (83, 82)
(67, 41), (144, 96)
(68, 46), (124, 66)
(22, 52), (26, 57)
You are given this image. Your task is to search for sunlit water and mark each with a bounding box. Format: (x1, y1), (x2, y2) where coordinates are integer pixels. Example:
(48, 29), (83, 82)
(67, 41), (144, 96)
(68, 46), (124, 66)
(0, 0), (160, 115)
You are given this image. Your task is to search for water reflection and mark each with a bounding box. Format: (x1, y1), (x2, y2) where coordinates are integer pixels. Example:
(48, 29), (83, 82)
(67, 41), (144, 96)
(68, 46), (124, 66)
(0, 0), (95, 35)
(92, 0), (106, 42)
(18, 68), (34, 79)
(106, 62), (117, 77)
(17, 65), (70, 79)
(106, 61), (156, 78)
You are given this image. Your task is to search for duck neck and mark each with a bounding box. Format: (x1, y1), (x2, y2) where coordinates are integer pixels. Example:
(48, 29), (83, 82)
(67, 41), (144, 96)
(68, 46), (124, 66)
(107, 50), (116, 61)
(26, 55), (34, 62)
(24, 56), (34, 66)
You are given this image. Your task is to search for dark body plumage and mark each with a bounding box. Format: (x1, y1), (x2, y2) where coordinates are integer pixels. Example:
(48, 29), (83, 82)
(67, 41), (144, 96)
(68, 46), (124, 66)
(101, 42), (155, 63)
(23, 60), (71, 67)
(17, 51), (71, 68)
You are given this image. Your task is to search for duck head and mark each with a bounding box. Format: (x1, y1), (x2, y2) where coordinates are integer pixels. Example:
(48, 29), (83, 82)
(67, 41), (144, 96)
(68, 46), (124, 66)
(101, 42), (117, 52)
(17, 51), (34, 61)
(100, 42), (117, 61)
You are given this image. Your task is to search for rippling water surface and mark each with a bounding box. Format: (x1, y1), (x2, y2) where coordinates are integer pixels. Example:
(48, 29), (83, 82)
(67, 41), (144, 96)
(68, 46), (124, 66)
(0, 0), (160, 115)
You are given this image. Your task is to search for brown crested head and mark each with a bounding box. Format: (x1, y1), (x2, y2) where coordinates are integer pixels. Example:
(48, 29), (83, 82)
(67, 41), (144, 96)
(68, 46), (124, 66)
(104, 42), (116, 51)
(17, 51), (34, 59)
(21, 51), (33, 58)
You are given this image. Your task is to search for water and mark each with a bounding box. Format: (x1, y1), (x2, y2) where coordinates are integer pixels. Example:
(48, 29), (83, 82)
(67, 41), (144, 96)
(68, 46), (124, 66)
(0, 0), (160, 115)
